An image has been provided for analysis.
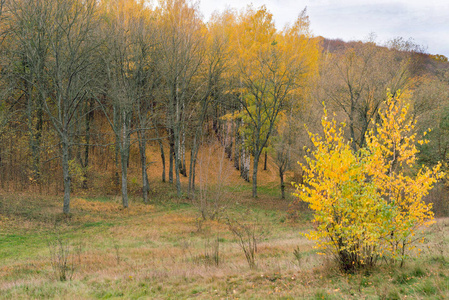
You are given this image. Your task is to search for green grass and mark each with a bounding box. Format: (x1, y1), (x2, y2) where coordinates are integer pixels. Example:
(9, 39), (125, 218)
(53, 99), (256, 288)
(1, 188), (449, 299)
(0, 234), (49, 261)
(81, 221), (114, 228)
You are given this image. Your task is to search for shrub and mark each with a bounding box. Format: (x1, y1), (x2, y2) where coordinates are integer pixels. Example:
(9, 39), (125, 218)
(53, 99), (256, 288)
(294, 92), (443, 272)
(48, 235), (82, 281)
(226, 215), (264, 269)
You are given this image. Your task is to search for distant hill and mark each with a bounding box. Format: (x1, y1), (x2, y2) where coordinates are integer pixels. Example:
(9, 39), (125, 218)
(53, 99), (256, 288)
(316, 36), (449, 77)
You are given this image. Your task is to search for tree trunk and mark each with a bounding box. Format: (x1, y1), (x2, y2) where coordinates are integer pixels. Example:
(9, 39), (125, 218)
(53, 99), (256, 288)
(169, 136), (174, 184)
(188, 132), (202, 197)
(349, 96), (357, 152)
(61, 133), (71, 214)
(191, 158), (196, 193)
(252, 154), (259, 198)
(188, 135), (197, 196)
(234, 122), (240, 170)
(152, 111), (165, 182)
(280, 167), (285, 199)
(26, 71), (43, 183)
(138, 131), (149, 204)
(240, 146), (245, 178)
(264, 150), (267, 171)
(157, 138), (166, 182)
(174, 126), (182, 197)
(120, 112), (131, 209)
(80, 99), (94, 190)
(121, 150), (129, 208)
(225, 133), (232, 159)
(180, 131), (187, 177)
(240, 127), (250, 182)
(113, 107), (120, 189)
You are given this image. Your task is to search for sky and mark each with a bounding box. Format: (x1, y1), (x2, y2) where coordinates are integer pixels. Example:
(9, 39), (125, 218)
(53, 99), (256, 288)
(198, 0), (449, 57)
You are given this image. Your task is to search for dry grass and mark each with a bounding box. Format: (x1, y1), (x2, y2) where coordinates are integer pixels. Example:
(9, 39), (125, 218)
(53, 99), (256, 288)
(1, 188), (449, 299)
(0, 188), (313, 298)
(1, 142), (449, 299)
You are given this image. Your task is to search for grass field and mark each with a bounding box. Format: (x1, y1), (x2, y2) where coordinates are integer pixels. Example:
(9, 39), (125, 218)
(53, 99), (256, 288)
(1, 181), (449, 299)
(0, 143), (447, 299)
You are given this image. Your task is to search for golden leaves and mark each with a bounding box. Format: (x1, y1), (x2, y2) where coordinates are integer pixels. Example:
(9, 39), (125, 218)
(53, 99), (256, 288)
(295, 93), (444, 269)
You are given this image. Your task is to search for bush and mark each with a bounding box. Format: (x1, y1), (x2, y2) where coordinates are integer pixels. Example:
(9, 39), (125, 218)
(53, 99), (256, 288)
(294, 92), (443, 272)
(226, 214), (264, 269)
(48, 235), (82, 281)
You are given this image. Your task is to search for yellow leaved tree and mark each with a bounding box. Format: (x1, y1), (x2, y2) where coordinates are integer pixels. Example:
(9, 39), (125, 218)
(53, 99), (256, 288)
(231, 6), (319, 197)
(294, 92), (443, 272)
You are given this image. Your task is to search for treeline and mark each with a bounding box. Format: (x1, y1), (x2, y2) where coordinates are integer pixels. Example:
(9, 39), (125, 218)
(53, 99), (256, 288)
(0, 0), (448, 214)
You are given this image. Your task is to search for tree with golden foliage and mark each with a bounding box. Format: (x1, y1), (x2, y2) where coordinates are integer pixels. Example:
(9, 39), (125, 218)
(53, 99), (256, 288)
(294, 92), (443, 272)
(233, 6), (319, 197)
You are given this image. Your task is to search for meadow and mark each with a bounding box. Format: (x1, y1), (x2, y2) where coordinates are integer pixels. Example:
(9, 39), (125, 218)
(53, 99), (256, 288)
(1, 168), (449, 299)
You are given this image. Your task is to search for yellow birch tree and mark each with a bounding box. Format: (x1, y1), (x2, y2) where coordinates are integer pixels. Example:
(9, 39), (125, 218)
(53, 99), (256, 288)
(294, 92), (443, 272)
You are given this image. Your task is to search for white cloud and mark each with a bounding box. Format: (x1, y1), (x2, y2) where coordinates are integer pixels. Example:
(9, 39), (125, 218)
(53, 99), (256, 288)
(198, 0), (449, 56)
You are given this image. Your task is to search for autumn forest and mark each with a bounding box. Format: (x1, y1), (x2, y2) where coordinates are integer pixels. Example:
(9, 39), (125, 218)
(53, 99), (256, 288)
(1, 0), (449, 298)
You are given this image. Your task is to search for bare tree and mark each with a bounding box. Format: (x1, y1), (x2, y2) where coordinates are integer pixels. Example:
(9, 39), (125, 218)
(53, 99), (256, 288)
(4, 0), (56, 183)
(99, 0), (157, 207)
(131, 7), (159, 204)
(5, 0), (100, 213)
(320, 39), (410, 150)
(187, 10), (231, 197)
(31, 0), (99, 214)
(156, 0), (205, 197)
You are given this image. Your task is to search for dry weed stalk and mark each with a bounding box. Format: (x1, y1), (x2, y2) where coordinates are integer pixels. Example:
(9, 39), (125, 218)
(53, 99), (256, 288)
(203, 236), (220, 267)
(226, 215), (264, 269)
(48, 235), (82, 281)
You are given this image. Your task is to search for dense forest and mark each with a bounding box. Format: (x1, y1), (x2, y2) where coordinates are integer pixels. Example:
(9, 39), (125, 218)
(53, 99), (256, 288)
(1, 0), (449, 298)
(1, 0), (447, 214)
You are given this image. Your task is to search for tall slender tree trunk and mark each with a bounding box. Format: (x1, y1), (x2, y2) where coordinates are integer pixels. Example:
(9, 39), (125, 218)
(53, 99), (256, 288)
(138, 131), (149, 204)
(174, 125), (182, 197)
(120, 149), (129, 208)
(157, 138), (166, 182)
(264, 150), (267, 171)
(173, 86), (182, 197)
(188, 132), (202, 197)
(252, 154), (259, 198)
(240, 130), (250, 182)
(152, 110), (166, 182)
(179, 100), (187, 177)
(180, 131), (187, 177)
(350, 97), (357, 152)
(234, 121), (240, 170)
(61, 132), (71, 214)
(280, 167), (285, 199)
(120, 112), (131, 208)
(80, 99), (93, 189)
(240, 145), (245, 177)
(113, 106), (120, 189)
(25, 71), (43, 183)
(188, 137), (197, 196)
(169, 135), (174, 184)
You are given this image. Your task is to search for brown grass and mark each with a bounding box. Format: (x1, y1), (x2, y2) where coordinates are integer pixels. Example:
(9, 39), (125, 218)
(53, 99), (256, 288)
(1, 143), (449, 299)
(1, 197), (449, 299)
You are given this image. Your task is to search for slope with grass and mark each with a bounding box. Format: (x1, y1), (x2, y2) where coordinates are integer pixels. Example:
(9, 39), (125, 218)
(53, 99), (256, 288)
(1, 184), (449, 299)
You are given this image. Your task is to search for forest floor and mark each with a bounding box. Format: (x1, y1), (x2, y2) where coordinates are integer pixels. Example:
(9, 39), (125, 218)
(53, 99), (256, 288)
(1, 143), (449, 299)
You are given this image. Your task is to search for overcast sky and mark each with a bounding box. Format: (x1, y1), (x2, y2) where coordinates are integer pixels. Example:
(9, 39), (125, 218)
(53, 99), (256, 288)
(198, 0), (449, 57)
